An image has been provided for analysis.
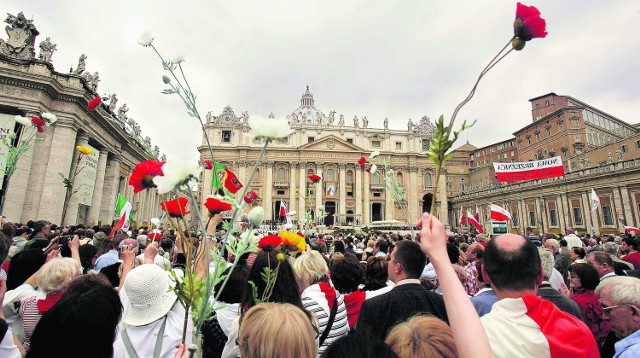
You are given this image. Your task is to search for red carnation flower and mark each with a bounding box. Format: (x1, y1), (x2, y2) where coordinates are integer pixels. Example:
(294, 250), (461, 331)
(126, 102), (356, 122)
(129, 160), (165, 193)
(358, 157), (368, 169)
(87, 97), (102, 111)
(239, 222), (249, 228)
(258, 234), (283, 251)
(308, 174), (322, 183)
(204, 196), (232, 214)
(31, 117), (46, 133)
(148, 231), (163, 241)
(203, 160), (213, 170)
(160, 197), (190, 218)
(514, 3), (547, 42)
(244, 190), (259, 204)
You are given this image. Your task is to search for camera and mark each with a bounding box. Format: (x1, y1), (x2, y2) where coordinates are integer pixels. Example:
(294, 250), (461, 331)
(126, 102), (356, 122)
(58, 235), (72, 246)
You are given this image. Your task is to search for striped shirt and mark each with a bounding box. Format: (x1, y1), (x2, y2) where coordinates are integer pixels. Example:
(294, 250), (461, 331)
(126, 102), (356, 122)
(301, 282), (349, 356)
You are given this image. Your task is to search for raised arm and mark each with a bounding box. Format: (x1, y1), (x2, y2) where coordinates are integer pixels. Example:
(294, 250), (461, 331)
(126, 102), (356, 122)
(417, 213), (492, 358)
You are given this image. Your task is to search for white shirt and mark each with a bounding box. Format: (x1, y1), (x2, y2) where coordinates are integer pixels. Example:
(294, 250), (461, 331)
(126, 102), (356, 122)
(113, 301), (192, 358)
(136, 253), (171, 268)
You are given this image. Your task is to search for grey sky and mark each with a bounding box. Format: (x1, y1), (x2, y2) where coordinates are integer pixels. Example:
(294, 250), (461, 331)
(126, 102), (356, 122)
(5, 0), (639, 160)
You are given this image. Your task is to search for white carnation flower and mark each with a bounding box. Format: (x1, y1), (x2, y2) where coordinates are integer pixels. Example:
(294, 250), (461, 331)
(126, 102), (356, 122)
(153, 157), (202, 194)
(150, 218), (161, 227)
(369, 164), (377, 174)
(248, 116), (293, 139)
(369, 150), (380, 159)
(137, 32), (154, 46)
(168, 55), (185, 64)
(42, 112), (57, 125)
(247, 206), (265, 226)
(14, 116), (31, 127)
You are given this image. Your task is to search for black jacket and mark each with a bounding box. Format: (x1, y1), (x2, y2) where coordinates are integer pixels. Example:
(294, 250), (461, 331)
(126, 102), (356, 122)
(356, 282), (448, 340)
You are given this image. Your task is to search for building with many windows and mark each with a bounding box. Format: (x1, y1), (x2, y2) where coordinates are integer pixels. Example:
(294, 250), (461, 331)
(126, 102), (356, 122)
(199, 87), (449, 226)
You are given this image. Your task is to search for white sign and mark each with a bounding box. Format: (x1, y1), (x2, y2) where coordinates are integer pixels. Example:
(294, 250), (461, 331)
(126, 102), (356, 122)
(73, 145), (99, 206)
(0, 114), (16, 188)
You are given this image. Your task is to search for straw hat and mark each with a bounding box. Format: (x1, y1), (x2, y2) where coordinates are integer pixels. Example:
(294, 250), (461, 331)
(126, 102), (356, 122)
(121, 264), (177, 326)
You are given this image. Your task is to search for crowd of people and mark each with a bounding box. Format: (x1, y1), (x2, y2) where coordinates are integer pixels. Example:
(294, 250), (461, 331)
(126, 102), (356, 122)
(0, 216), (639, 357)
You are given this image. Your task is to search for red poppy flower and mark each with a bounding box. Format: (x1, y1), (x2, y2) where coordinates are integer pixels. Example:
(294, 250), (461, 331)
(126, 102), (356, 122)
(129, 160), (165, 193)
(204, 196), (232, 214)
(244, 190), (259, 204)
(148, 231), (163, 241)
(31, 117), (46, 133)
(514, 3), (547, 41)
(88, 97), (102, 111)
(358, 157), (368, 169)
(308, 174), (322, 183)
(239, 222), (249, 228)
(203, 160), (213, 170)
(160, 197), (190, 218)
(258, 234), (283, 251)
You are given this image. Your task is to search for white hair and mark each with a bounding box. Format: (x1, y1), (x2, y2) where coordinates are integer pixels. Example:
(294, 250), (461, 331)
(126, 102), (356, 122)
(595, 276), (640, 307)
(36, 257), (81, 293)
(603, 242), (618, 255)
(545, 239), (559, 250)
(538, 248), (554, 280)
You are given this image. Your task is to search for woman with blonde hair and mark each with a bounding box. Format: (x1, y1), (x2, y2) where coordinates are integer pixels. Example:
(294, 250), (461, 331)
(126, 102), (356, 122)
(238, 302), (317, 358)
(385, 316), (457, 358)
(292, 250), (349, 355)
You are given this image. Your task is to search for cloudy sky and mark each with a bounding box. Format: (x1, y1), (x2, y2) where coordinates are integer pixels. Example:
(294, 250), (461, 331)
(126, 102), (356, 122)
(5, 0), (640, 160)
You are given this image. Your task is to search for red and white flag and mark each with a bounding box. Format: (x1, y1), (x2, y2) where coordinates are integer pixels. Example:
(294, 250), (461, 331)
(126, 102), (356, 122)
(466, 210), (484, 233)
(624, 226), (640, 234)
(493, 156), (565, 182)
(279, 201), (292, 224)
(459, 207), (467, 226)
(490, 204), (512, 221)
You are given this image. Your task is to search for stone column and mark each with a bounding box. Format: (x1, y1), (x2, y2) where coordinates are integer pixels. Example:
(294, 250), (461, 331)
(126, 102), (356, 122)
(3, 125), (37, 222)
(100, 155), (122, 225)
(620, 186), (634, 227)
(315, 165), (323, 213)
(37, 122), (78, 223)
(561, 193), (571, 230)
(86, 150), (109, 225)
(555, 195), (565, 231)
(339, 164), (346, 224)
(264, 162), (273, 220)
(355, 167), (363, 224)
(581, 191), (597, 235)
(298, 162), (306, 219)
(408, 167), (419, 223)
(612, 187), (624, 231)
(63, 133), (91, 226)
(518, 199), (527, 229)
(363, 169), (370, 224)
(21, 118), (56, 221)
(289, 163), (297, 215)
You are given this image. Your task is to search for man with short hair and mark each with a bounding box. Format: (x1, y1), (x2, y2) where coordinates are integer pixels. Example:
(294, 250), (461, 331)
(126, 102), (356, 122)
(465, 243), (484, 295)
(94, 233), (126, 271)
(372, 239), (389, 258)
(595, 276), (640, 357)
(587, 251), (617, 281)
(621, 237), (640, 270)
(603, 241), (634, 275)
(538, 249), (583, 320)
(23, 220), (51, 250)
(356, 240), (448, 340)
(480, 234), (598, 357)
(545, 238), (570, 285)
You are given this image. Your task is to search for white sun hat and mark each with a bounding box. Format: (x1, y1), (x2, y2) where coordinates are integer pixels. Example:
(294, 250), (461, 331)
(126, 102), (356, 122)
(121, 264), (177, 326)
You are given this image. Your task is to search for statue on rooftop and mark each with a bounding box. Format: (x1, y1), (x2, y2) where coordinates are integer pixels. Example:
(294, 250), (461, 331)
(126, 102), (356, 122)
(353, 115), (359, 128)
(328, 111), (335, 126)
(362, 116), (368, 128)
(72, 54), (87, 75)
(384, 118), (389, 129)
(117, 103), (129, 122)
(38, 36), (56, 62)
(107, 93), (118, 112)
(338, 114), (345, 127)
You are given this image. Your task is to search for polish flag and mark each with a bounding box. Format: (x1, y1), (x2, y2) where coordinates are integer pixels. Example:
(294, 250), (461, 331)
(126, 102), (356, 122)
(493, 156), (565, 182)
(459, 207), (467, 226)
(466, 210), (484, 233)
(624, 226), (640, 234)
(490, 204), (512, 221)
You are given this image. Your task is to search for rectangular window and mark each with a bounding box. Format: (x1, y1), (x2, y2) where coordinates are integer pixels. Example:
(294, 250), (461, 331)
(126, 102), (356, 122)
(602, 206), (614, 226)
(347, 138), (353, 144)
(347, 191), (353, 197)
(621, 144), (628, 153)
(308, 137), (315, 143)
(373, 192), (381, 197)
(535, 133), (540, 141)
(549, 209), (558, 226)
(395, 141), (402, 150)
(573, 208), (583, 225)
(276, 190), (285, 195)
(371, 140), (381, 148)
(529, 212), (536, 227)
(422, 139), (430, 151)
(546, 128), (551, 136)
(636, 140), (640, 149)
(221, 130), (232, 143)
(512, 213), (519, 227)
(527, 138), (531, 145)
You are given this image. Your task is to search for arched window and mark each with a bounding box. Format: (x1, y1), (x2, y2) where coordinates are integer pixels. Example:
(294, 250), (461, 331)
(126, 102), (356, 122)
(326, 169), (335, 181)
(346, 170), (353, 183)
(424, 172), (432, 187)
(277, 168), (286, 182)
(307, 168), (315, 176)
(396, 172), (404, 185)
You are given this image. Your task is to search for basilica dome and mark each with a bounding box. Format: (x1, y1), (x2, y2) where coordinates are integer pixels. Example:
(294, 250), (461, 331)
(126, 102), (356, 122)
(287, 86), (327, 126)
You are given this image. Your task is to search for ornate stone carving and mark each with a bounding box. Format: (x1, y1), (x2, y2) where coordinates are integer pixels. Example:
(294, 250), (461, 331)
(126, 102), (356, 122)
(117, 104), (129, 122)
(160, 154), (167, 162)
(338, 114), (345, 127)
(415, 116), (435, 135)
(106, 93), (118, 112)
(327, 138), (335, 149)
(153, 145), (160, 158)
(384, 118), (389, 129)
(0, 12), (39, 60)
(38, 36), (56, 62)
(72, 54), (87, 75)
(82, 71), (100, 92)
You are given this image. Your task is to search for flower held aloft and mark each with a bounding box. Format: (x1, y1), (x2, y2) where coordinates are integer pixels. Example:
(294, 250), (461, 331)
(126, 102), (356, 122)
(76, 146), (93, 155)
(244, 190), (259, 204)
(204, 196), (232, 214)
(160, 197), (190, 218)
(31, 117), (46, 133)
(307, 174), (322, 183)
(129, 160), (165, 193)
(153, 157), (201, 194)
(87, 97), (102, 111)
(248, 116), (293, 139)
(279, 231), (306, 253)
(137, 31), (154, 47)
(512, 3), (547, 50)
(258, 234), (282, 251)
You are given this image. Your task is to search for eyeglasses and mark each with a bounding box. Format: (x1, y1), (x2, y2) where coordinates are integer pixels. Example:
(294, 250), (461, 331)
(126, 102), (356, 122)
(600, 303), (635, 315)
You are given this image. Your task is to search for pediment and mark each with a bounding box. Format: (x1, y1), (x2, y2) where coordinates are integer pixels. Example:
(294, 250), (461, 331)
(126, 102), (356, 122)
(298, 135), (364, 152)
